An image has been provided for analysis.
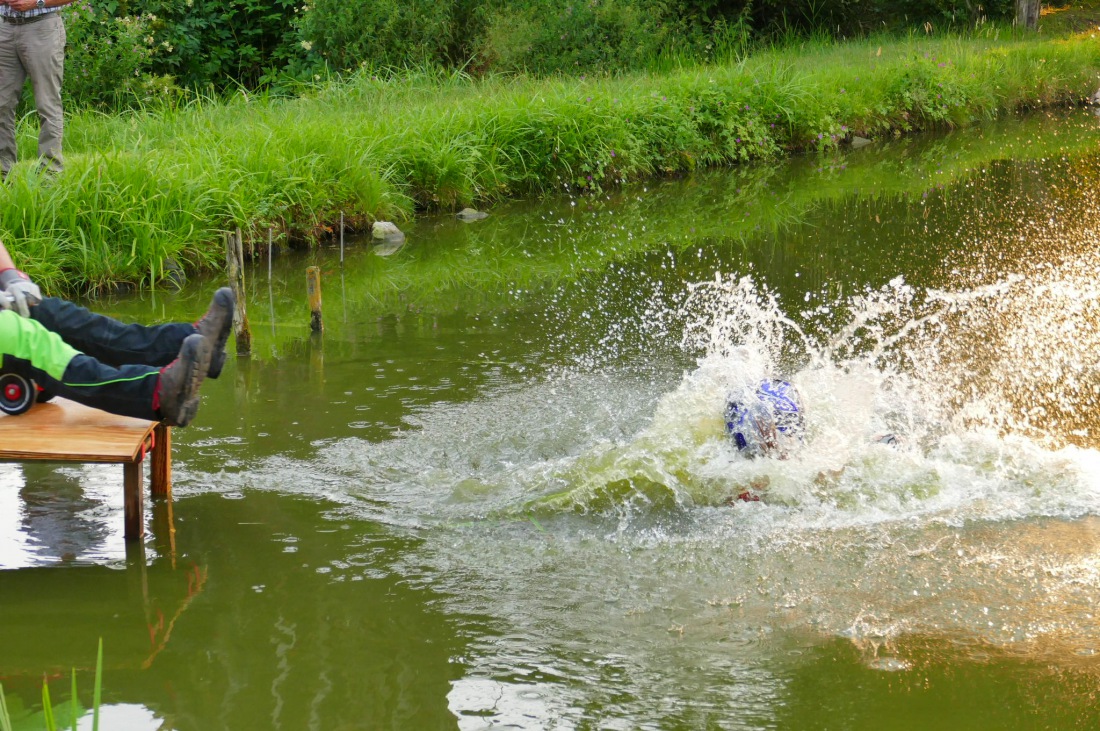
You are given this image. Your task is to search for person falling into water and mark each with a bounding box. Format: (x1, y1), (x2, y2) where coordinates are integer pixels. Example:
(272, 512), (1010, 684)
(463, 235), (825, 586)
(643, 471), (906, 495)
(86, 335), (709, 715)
(724, 379), (898, 502)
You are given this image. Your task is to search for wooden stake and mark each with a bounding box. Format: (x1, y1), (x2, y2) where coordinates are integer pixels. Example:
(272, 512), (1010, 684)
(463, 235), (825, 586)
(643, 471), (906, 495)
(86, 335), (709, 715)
(307, 265), (323, 332)
(225, 229), (252, 356)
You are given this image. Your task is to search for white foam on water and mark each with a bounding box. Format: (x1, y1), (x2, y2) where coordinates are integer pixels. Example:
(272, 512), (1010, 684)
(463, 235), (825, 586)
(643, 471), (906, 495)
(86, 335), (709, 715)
(479, 263), (1100, 529)
(237, 247), (1100, 535)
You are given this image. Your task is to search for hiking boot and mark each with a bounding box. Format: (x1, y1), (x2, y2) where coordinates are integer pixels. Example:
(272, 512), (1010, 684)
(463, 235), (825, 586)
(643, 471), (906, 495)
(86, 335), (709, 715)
(194, 287), (234, 379)
(157, 333), (212, 427)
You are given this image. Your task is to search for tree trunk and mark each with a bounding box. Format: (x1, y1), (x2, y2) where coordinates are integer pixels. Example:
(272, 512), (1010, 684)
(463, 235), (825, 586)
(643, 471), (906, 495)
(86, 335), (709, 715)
(1017, 0), (1041, 30)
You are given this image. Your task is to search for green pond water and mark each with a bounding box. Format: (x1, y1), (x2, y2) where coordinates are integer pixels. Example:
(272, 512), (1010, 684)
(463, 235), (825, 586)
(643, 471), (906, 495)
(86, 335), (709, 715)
(3, 109), (1100, 730)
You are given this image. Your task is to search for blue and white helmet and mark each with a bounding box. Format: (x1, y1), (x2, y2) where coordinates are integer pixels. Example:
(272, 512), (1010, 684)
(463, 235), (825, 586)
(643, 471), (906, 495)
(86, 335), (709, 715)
(725, 379), (805, 458)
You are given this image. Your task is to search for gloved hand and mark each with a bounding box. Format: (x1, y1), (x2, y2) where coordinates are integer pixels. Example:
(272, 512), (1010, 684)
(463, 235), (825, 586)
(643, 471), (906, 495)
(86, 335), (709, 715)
(0, 268), (42, 317)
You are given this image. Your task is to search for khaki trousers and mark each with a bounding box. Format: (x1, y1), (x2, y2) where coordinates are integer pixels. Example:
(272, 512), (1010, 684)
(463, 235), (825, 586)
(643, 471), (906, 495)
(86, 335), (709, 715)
(0, 13), (66, 175)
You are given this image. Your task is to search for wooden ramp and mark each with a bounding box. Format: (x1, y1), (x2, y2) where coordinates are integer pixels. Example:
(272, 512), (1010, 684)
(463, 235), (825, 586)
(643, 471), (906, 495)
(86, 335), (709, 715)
(0, 398), (171, 539)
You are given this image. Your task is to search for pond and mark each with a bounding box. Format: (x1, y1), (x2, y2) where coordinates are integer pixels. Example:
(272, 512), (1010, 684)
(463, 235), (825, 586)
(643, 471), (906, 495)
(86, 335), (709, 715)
(2, 108), (1100, 730)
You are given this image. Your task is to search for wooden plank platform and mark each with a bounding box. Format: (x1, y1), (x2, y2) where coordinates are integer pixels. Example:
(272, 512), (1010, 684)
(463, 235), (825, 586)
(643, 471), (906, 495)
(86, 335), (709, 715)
(0, 398), (171, 540)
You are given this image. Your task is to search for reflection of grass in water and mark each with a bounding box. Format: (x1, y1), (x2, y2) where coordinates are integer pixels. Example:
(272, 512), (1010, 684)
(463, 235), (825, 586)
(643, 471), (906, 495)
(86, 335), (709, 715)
(2, 30), (1099, 293)
(158, 110), (1098, 368)
(329, 119), (1100, 317)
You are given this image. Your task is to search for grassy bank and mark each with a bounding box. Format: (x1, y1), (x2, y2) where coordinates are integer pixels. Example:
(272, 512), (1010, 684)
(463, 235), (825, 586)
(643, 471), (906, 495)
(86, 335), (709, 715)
(242, 111), (1100, 332)
(3, 28), (1100, 294)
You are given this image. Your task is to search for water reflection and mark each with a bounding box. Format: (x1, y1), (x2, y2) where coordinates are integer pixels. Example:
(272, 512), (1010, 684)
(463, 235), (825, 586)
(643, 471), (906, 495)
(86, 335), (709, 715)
(140, 492), (472, 730)
(0, 464), (134, 567)
(1, 491), (476, 730)
(777, 634), (1100, 730)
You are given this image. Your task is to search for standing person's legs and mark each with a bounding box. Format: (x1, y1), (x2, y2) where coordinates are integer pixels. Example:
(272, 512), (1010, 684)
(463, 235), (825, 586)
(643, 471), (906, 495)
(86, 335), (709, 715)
(0, 22), (27, 177)
(0, 310), (211, 425)
(18, 14), (64, 173)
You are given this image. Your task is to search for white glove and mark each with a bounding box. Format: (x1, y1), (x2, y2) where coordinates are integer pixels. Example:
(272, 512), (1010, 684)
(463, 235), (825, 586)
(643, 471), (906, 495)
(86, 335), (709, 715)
(0, 269), (41, 317)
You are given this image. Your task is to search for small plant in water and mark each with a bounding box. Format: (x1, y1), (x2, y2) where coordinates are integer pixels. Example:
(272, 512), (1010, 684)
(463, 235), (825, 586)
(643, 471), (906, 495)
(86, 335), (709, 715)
(0, 638), (103, 731)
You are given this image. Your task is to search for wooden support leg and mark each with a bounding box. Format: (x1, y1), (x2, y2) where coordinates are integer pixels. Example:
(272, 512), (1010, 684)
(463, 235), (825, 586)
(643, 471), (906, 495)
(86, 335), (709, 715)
(124, 460), (144, 540)
(125, 531), (149, 567)
(150, 423), (172, 498)
(149, 424), (175, 557)
(152, 497), (177, 567)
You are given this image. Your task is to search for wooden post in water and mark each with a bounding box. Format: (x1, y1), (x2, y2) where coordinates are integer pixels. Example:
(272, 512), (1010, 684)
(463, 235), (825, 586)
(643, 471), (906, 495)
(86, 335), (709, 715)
(267, 228), (276, 339)
(307, 266), (323, 332)
(225, 229), (252, 356)
(339, 211), (346, 323)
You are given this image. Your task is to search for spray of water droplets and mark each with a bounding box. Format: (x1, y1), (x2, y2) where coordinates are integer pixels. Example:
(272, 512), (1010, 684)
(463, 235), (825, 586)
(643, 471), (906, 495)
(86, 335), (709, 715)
(520, 252), (1100, 523)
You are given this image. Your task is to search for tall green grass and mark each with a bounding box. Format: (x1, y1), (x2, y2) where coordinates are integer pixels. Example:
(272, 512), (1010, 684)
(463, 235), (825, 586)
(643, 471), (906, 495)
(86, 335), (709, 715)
(4, 29), (1099, 294)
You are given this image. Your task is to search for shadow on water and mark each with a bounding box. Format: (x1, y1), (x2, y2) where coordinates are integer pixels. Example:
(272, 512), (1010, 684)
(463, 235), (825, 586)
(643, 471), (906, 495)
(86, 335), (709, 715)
(1, 108), (1099, 728)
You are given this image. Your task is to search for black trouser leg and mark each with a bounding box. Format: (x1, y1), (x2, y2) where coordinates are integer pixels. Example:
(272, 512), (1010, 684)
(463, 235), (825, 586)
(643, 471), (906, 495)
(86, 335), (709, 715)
(3, 354), (160, 421)
(30, 297), (195, 368)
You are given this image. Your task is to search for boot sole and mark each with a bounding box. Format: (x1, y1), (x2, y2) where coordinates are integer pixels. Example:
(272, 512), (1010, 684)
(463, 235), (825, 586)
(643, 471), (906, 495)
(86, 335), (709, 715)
(205, 288), (235, 379)
(165, 335), (212, 427)
(172, 395), (203, 428)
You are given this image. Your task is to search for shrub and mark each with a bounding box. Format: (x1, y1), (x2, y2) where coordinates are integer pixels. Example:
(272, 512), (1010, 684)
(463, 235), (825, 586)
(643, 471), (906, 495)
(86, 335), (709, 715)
(123, 0), (300, 89)
(705, 0), (1018, 36)
(62, 2), (174, 108)
(474, 0), (686, 73)
(294, 0), (464, 73)
(61, 0), (1029, 100)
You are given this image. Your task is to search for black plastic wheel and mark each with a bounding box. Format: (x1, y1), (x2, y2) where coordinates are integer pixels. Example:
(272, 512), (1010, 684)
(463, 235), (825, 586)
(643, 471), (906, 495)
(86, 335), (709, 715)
(0, 372), (36, 415)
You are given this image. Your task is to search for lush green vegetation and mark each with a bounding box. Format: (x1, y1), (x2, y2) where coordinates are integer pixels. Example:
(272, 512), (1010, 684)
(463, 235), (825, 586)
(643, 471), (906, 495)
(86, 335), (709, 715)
(0, 0), (1095, 293)
(5, 25), (1096, 294)
(61, 0), (1026, 99)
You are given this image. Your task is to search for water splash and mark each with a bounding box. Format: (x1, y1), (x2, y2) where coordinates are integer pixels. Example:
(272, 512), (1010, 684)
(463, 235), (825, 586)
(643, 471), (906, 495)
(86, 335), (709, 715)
(392, 263), (1100, 691)
(192, 146), (1100, 702)
(223, 243), (1100, 535)
(513, 260), (1100, 524)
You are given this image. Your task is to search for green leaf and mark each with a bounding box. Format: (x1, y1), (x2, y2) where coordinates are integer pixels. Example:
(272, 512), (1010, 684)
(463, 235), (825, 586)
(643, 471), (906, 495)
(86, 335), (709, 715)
(41, 678), (55, 731)
(92, 639), (103, 731)
(0, 683), (13, 731)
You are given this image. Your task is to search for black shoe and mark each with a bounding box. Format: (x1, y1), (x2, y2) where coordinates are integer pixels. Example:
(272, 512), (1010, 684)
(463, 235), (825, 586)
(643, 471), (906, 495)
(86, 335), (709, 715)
(195, 287), (234, 379)
(157, 334), (212, 427)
